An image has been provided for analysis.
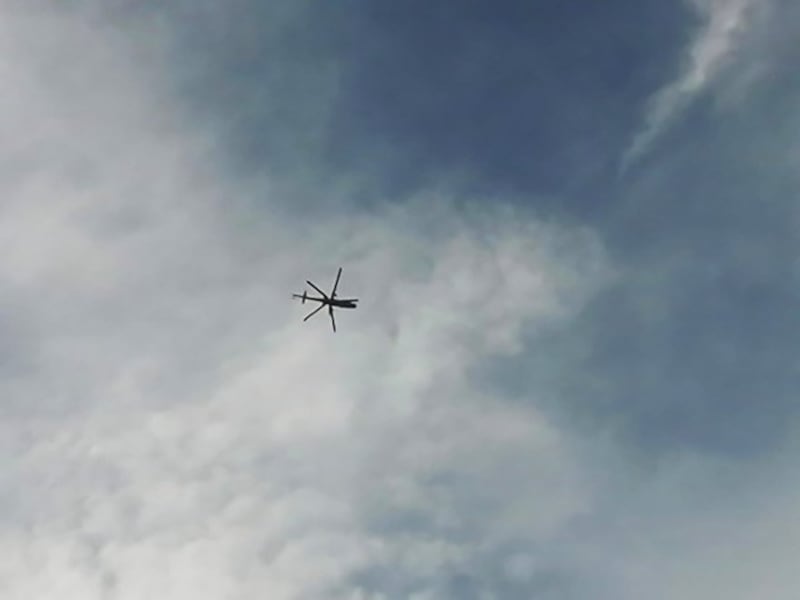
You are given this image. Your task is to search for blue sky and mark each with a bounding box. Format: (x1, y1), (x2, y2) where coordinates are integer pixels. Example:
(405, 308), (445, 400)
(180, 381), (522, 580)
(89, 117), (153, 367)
(162, 0), (800, 454)
(167, 0), (692, 206)
(1, 1), (799, 598)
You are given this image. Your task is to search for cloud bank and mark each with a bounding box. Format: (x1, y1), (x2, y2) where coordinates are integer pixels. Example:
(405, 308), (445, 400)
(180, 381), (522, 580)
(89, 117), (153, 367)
(4, 3), (800, 599)
(0, 5), (608, 599)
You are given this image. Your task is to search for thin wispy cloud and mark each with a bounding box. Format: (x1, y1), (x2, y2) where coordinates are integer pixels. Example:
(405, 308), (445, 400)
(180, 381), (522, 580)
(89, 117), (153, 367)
(621, 0), (756, 170)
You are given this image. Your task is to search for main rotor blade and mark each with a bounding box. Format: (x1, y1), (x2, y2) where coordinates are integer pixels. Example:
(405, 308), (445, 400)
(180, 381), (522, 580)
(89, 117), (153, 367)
(306, 280), (328, 298)
(329, 305), (336, 332)
(331, 267), (342, 298)
(303, 303), (325, 321)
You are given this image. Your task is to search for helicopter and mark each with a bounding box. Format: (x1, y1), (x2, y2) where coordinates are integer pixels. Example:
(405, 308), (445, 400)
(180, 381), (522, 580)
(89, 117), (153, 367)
(292, 267), (358, 332)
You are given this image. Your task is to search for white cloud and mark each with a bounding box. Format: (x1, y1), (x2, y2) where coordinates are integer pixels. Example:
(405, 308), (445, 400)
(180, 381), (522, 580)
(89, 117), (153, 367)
(0, 5), (607, 599)
(621, 0), (758, 170)
(4, 4), (800, 599)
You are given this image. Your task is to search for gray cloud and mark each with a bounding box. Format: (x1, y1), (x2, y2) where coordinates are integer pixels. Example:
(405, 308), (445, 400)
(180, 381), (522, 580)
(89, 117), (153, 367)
(4, 3), (800, 599)
(0, 5), (608, 598)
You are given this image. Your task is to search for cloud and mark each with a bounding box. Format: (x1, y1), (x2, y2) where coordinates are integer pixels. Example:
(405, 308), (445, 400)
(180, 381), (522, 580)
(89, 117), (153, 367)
(621, 0), (758, 170)
(0, 5), (610, 599)
(5, 4), (800, 599)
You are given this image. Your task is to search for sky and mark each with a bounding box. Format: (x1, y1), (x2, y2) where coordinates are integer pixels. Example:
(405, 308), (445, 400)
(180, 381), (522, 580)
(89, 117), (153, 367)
(1, 1), (799, 598)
